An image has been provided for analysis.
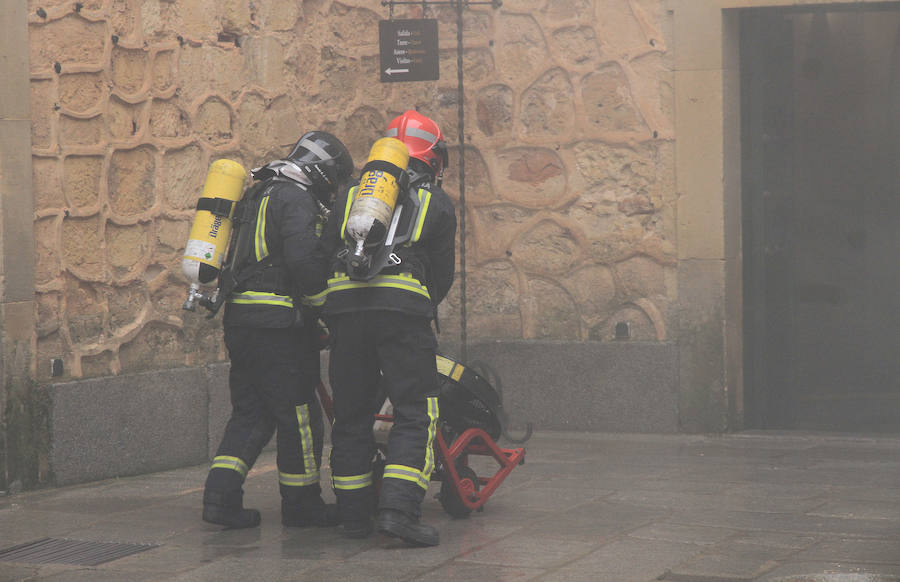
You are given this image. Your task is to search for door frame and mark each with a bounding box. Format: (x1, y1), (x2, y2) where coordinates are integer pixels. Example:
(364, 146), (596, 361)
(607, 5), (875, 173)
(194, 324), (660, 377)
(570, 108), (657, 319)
(670, 0), (900, 431)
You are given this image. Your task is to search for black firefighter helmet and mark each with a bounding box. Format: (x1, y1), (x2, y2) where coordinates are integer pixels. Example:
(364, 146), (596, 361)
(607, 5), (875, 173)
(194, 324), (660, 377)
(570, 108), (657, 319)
(437, 356), (503, 441)
(251, 131), (355, 205)
(285, 131), (355, 204)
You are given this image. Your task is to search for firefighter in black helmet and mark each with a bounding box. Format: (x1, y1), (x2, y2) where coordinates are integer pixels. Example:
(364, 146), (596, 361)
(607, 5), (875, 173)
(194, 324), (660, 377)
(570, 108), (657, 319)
(202, 131), (354, 529)
(318, 111), (457, 546)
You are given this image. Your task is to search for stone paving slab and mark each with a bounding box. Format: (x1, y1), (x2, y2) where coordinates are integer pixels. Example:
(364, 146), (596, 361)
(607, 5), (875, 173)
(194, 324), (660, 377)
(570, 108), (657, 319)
(0, 431), (899, 581)
(758, 563), (900, 581)
(666, 539), (801, 580)
(795, 539), (900, 564)
(539, 537), (707, 582)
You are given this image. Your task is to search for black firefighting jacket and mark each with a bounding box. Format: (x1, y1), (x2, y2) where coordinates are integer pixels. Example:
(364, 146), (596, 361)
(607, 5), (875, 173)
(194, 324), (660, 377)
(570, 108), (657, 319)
(316, 175), (457, 319)
(222, 178), (328, 328)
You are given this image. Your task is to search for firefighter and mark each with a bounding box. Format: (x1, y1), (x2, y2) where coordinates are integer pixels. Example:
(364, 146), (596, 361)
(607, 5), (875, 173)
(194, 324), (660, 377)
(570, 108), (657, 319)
(319, 111), (457, 546)
(202, 131), (354, 529)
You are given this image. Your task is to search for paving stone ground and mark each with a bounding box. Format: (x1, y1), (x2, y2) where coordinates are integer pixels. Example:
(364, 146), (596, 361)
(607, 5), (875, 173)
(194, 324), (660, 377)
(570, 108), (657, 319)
(1, 431), (899, 581)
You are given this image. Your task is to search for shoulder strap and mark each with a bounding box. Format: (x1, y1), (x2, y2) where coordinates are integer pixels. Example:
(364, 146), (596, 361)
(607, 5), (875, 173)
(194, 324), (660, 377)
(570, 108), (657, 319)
(202, 180), (276, 317)
(338, 185), (358, 243)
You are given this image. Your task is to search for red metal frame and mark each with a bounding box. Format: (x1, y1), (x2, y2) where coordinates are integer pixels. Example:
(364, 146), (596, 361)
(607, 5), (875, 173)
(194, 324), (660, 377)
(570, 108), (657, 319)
(433, 427), (525, 511)
(316, 380), (526, 514)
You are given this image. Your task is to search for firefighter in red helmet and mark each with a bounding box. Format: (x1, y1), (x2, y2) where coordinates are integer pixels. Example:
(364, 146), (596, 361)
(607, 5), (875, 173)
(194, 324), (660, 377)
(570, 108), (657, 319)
(318, 110), (456, 546)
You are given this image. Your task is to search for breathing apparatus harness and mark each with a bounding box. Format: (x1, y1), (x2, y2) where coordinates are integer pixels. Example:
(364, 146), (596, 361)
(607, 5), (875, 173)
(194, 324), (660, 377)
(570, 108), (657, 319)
(199, 160), (328, 318)
(336, 165), (438, 282)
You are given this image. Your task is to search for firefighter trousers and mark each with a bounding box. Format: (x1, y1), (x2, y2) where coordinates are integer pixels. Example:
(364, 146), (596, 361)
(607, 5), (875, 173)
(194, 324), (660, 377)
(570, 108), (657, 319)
(327, 311), (440, 519)
(204, 324), (325, 505)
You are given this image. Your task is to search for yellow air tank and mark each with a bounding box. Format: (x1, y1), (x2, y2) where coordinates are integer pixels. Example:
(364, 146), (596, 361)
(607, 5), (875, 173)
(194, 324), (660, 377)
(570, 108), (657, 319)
(182, 159), (246, 310)
(345, 137), (410, 264)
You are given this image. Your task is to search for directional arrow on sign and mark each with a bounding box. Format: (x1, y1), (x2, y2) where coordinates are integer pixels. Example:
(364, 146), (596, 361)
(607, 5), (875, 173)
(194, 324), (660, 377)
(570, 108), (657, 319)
(384, 68), (410, 76)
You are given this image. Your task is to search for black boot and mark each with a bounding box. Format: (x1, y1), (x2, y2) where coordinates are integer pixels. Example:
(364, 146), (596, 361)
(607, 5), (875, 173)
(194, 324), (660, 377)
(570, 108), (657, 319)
(281, 497), (340, 527)
(339, 515), (374, 539)
(376, 509), (439, 547)
(202, 489), (261, 529)
(336, 485), (376, 539)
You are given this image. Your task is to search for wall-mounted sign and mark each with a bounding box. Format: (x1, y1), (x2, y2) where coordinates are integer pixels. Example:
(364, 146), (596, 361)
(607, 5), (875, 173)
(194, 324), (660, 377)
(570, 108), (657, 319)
(379, 19), (439, 83)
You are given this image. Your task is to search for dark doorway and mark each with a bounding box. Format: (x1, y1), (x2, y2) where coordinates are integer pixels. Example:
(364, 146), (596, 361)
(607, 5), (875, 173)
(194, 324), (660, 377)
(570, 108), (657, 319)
(741, 4), (900, 431)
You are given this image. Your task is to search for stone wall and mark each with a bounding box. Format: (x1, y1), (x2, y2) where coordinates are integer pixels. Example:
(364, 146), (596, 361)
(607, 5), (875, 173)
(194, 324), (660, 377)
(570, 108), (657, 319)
(28, 0), (675, 382)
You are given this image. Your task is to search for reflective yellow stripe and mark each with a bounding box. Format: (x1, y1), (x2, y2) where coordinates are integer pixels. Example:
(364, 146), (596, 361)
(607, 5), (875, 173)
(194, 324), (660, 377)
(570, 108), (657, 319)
(383, 464), (430, 490)
(211, 455), (249, 478)
(229, 291), (293, 308)
(279, 471), (320, 487)
(435, 355), (455, 376)
(381, 397), (438, 492)
(296, 404), (317, 484)
(435, 355), (464, 381)
(332, 472), (373, 491)
(254, 196), (269, 261)
(411, 188), (431, 242)
(422, 396), (439, 481)
(303, 289), (327, 308)
(339, 186), (357, 241)
(278, 402), (320, 487)
(450, 364), (464, 382)
(325, 274), (431, 300)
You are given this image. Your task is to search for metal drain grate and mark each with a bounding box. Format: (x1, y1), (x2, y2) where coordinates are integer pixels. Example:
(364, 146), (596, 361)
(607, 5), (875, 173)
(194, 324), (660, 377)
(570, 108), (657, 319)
(0, 537), (158, 566)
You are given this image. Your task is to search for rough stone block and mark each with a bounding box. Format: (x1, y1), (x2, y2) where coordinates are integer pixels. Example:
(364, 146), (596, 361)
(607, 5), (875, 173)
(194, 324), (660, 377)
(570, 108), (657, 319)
(195, 97), (233, 145)
(520, 68), (576, 137)
(466, 340), (679, 433)
(29, 16), (106, 71)
(63, 155), (103, 209)
(149, 100), (191, 138)
(58, 115), (103, 147)
(32, 156), (64, 211)
(107, 97), (144, 140)
(118, 323), (185, 373)
(496, 147), (566, 207)
(494, 13), (548, 84)
(513, 220), (580, 276)
(109, 147), (157, 216)
(58, 72), (105, 114)
(552, 26), (601, 67)
(581, 64), (647, 132)
(525, 277), (580, 340)
(106, 223), (150, 272)
(151, 50), (175, 93)
(474, 84), (514, 138)
(33, 218), (61, 286)
(48, 368), (209, 485)
(160, 145), (206, 210)
(243, 35), (285, 89)
(61, 218), (104, 281)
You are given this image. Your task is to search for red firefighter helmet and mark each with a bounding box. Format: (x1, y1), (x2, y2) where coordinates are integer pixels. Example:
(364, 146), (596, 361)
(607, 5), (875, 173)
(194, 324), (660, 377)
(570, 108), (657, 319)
(385, 110), (448, 176)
